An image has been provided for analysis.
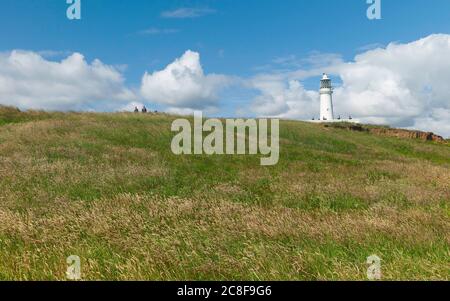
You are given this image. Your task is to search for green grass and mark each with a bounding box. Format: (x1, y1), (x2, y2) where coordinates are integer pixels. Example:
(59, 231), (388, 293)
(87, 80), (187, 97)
(0, 108), (449, 280)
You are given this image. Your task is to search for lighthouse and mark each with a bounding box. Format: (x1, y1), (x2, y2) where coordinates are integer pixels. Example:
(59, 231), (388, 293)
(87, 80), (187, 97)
(309, 73), (359, 123)
(319, 73), (334, 121)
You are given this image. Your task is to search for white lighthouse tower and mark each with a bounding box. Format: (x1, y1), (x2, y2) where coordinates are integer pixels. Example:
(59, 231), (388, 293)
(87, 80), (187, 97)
(319, 73), (334, 121)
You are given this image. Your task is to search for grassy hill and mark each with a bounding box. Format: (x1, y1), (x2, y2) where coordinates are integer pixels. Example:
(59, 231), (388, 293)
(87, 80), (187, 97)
(0, 106), (449, 280)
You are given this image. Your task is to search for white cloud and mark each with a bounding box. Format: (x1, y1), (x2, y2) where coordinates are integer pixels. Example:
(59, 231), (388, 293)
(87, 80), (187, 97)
(334, 34), (450, 129)
(410, 108), (450, 136)
(356, 43), (385, 52)
(0, 50), (136, 111)
(249, 75), (318, 118)
(249, 34), (450, 137)
(165, 107), (197, 116)
(119, 101), (145, 112)
(161, 7), (216, 19)
(2, 35), (449, 138)
(140, 50), (231, 111)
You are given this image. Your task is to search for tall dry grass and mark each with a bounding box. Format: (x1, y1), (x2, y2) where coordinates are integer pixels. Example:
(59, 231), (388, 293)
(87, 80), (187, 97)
(0, 111), (448, 280)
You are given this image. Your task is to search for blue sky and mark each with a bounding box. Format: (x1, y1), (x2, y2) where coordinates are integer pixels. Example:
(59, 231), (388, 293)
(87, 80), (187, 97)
(0, 0), (450, 136)
(3, 0), (449, 81)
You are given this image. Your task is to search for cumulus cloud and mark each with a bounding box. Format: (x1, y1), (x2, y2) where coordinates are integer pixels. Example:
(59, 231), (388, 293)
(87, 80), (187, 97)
(333, 34), (450, 131)
(165, 107), (198, 116)
(140, 50), (231, 112)
(119, 101), (146, 112)
(411, 108), (450, 137)
(0, 50), (135, 111)
(2, 35), (449, 137)
(249, 75), (318, 118)
(250, 34), (450, 137)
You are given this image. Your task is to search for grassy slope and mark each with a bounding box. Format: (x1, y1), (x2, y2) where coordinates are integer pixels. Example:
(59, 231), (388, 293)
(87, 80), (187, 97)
(0, 109), (448, 280)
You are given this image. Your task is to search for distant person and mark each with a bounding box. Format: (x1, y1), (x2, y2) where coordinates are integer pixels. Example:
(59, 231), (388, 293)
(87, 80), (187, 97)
(338, 115), (341, 120)
(134, 107), (139, 113)
(142, 106), (147, 113)
(349, 115), (353, 120)
(312, 117), (315, 121)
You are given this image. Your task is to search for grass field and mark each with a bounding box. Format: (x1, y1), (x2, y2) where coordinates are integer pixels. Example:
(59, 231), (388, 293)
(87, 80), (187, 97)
(0, 106), (449, 280)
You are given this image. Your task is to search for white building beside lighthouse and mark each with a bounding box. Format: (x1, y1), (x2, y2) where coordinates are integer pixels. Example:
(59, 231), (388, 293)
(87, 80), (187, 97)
(319, 73), (334, 121)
